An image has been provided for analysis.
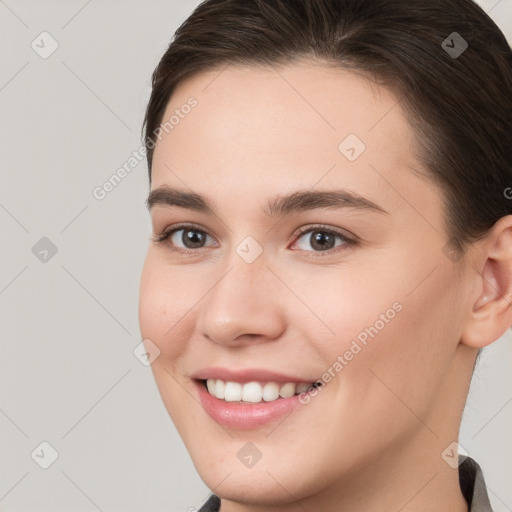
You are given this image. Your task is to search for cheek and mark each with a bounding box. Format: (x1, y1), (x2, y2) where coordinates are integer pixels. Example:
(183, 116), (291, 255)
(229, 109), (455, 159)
(138, 260), (165, 345)
(338, 264), (461, 423)
(290, 258), (457, 401)
(138, 253), (195, 361)
(281, 262), (404, 354)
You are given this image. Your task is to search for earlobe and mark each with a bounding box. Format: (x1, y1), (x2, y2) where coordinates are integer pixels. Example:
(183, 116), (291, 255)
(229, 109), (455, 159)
(460, 216), (512, 349)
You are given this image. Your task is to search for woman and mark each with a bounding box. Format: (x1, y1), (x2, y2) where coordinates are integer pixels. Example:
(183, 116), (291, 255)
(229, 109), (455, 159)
(138, 0), (512, 510)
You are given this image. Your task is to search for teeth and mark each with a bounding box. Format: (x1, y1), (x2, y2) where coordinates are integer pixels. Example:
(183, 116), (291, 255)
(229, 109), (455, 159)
(224, 381), (242, 401)
(215, 379), (226, 399)
(279, 382), (295, 398)
(296, 382), (310, 393)
(205, 379), (313, 403)
(242, 381), (262, 403)
(206, 379), (216, 394)
(262, 382), (279, 401)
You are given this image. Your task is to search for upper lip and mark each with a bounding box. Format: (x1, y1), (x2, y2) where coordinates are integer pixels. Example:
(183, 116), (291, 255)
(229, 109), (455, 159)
(191, 367), (315, 384)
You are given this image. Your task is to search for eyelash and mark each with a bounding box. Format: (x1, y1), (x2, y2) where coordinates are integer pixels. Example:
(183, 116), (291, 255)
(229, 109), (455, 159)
(152, 223), (357, 258)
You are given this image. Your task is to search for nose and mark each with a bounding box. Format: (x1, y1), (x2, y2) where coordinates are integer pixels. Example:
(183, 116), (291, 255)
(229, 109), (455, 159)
(196, 246), (286, 347)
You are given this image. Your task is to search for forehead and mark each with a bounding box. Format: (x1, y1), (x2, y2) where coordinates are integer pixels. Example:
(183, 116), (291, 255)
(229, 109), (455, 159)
(155, 60), (409, 161)
(150, 60), (443, 229)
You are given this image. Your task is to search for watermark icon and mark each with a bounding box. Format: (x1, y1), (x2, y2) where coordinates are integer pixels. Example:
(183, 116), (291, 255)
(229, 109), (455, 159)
(441, 441), (468, 468)
(504, 187), (512, 200)
(442, 32), (468, 59)
(133, 339), (161, 366)
(237, 442), (262, 468)
(31, 441), (59, 469)
(92, 97), (198, 201)
(31, 31), (59, 59)
(338, 133), (366, 162)
(298, 301), (403, 404)
(32, 237), (58, 263)
(236, 236), (263, 263)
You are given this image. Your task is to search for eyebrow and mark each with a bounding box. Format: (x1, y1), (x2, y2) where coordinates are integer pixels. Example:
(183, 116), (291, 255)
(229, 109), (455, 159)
(146, 186), (388, 216)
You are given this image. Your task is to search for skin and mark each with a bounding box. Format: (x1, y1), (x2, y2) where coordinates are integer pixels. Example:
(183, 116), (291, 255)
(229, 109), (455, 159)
(138, 59), (512, 511)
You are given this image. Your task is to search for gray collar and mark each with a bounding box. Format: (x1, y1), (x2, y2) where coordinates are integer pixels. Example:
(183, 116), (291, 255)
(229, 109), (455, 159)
(459, 456), (494, 511)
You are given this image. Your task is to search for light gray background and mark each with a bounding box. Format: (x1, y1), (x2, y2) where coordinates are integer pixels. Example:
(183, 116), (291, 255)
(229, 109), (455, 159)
(0, 1), (511, 511)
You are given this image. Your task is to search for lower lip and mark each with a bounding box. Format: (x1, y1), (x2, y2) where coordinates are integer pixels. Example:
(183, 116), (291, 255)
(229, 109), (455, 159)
(194, 380), (306, 429)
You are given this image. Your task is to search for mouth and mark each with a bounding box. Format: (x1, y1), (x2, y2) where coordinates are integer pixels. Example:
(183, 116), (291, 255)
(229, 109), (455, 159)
(200, 378), (321, 404)
(193, 378), (323, 429)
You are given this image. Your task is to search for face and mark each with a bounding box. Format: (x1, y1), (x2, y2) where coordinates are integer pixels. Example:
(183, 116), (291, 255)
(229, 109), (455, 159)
(138, 60), (473, 505)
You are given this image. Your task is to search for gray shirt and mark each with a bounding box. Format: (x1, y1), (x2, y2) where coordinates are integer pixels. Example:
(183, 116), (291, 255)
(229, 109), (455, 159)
(198, 456), (493, 511)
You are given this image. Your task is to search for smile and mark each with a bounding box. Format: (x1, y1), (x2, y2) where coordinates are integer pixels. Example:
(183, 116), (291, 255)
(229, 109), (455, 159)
(204, 378), (315, 403)
(194, 377), (323, 429)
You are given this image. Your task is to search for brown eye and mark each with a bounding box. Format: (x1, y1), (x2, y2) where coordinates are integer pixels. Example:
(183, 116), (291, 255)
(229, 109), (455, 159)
(307, 231), (337, 251)
(154, 225), (217, 252)
(293, 226), (354, 253)
(177, 228), (208, 249)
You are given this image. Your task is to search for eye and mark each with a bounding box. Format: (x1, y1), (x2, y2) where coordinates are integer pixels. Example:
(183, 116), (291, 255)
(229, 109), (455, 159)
(152, 224), (217, 253)
(291, 225), (355, 255)
(153, 223), (356, 256)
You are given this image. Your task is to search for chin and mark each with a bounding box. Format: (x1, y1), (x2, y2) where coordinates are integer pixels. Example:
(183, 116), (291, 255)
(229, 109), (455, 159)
(198, 465), (314, 507)
(185, 434), (326, 506)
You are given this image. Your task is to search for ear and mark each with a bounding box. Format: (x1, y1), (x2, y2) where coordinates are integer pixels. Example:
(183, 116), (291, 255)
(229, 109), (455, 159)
(460, 215), (512, 348)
